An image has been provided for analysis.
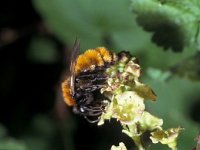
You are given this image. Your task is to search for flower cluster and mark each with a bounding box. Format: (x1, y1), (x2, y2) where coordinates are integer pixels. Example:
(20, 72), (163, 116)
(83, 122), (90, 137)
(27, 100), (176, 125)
(98, 53), (182, 150)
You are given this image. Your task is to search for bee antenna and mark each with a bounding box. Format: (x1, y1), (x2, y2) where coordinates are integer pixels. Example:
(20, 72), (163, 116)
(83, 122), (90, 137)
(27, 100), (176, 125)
(70, 38), (80, 96)
(73, 38), (80, 56)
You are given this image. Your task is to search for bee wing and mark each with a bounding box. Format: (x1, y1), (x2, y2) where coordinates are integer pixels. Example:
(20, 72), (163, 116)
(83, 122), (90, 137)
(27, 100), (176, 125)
(70, 39), (80, 96)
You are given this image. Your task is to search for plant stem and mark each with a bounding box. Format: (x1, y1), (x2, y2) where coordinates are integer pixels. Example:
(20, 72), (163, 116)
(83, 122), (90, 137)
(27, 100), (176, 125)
(132, 136), (145, 150)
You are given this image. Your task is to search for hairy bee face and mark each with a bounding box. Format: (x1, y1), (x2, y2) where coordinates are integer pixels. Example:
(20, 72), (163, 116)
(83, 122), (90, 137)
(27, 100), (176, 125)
(61, 40), (117, 122)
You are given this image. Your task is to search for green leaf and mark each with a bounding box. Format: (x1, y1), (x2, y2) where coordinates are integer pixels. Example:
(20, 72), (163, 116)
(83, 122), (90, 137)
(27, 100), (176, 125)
(0, 124), (7, 139)
(33, 0), (141, 50)
(170, 52), (200, 80)
(0, 139), (27, 150)
(147, 67), (172, 81)
(0, 124), (27, 150)
(131, 0), (200, 52)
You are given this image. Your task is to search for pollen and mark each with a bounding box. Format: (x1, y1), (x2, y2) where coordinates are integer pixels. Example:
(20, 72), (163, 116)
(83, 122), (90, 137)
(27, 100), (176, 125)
(61, 79), (75, 106)
(96, 47), (112, 63)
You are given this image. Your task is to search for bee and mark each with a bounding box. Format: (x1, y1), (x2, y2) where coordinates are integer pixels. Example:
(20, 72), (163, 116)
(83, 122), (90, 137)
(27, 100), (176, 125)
(61, 39), (117, 122)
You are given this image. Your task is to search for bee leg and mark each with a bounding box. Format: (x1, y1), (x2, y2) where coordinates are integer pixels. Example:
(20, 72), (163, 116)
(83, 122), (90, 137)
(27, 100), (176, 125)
(81, 103), (106, 117)
(73, 105), (102, 117)
(84, 116), (99, 123)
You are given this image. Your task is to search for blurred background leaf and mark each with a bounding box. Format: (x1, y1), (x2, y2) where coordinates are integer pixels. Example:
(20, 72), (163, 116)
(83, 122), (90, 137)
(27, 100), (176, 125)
(0, 124), (27, 150)
(0, 139), (27, 150)
(27, 36), (60, 64)
(131, 0), (200, 52)
(33, 0), (152, 51)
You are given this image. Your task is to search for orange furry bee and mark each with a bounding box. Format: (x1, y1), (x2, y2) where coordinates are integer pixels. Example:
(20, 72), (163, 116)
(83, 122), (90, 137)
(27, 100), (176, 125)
(61, 40), (117, 122)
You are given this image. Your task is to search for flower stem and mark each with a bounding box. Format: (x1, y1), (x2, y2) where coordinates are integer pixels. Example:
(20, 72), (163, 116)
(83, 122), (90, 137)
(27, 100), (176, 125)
(132, 136), (145, 150)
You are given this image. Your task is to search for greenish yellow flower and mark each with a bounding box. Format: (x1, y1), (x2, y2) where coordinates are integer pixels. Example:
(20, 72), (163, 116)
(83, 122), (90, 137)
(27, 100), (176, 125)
(112, 91), (145, 125)
(150, 127), (183, 150)
(138, 111), (163, 132)
(111, 142), (127, 150)
(98, 91), (145, 125)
